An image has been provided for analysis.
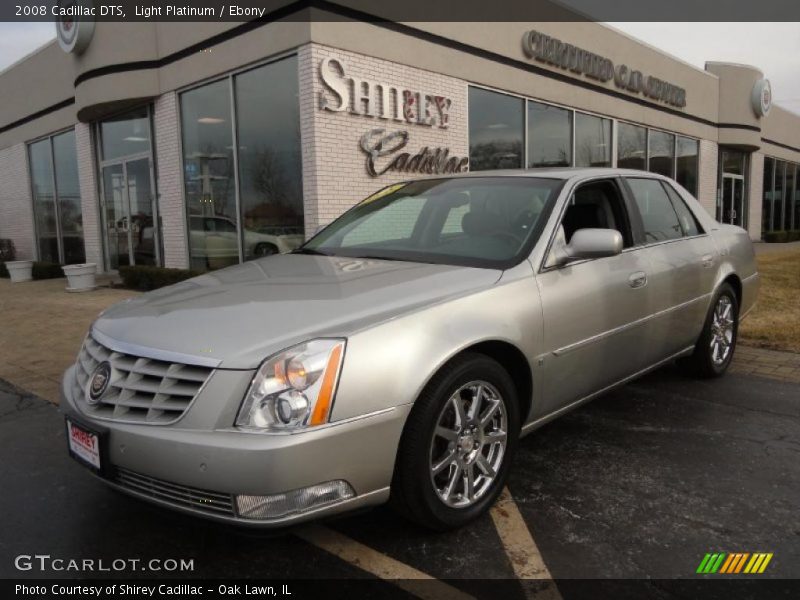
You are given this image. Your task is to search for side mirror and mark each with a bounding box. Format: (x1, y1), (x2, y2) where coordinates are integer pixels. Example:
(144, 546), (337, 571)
(560, 228), (623, 264)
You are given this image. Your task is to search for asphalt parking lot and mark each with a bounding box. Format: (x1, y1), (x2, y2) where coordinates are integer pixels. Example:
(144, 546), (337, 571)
(1, 366), (798, 598)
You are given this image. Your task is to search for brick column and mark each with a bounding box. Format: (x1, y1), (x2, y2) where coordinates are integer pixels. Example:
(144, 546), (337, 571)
(0, 143), (35, 260)
(747, 153), (764, 240)
(75, 122), (104, 269)
(697, 138), (719, 220)
(153, 92), (189, 269)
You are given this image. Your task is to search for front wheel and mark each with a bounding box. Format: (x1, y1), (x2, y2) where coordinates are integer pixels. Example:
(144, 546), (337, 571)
(391, 354), (520, 530)
(680, 283), (739, 378)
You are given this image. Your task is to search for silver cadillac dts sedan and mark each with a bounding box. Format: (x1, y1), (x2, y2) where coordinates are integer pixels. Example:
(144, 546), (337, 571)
(61, 168), (758, 530)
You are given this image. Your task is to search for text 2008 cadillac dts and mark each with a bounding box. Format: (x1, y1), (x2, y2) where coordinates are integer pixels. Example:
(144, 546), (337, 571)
(61, 169), (758, 530)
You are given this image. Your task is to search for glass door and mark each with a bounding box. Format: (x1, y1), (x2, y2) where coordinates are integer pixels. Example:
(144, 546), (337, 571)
(102, 164), (126, 270)
(720, 175), (745, 227)
(126, 157), (157, 266)
(101, 158), (158, 268)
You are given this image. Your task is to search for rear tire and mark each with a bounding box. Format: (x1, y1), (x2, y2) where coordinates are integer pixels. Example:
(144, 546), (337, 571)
(390, 353), (520, 531)
(679, 283), (739, 378)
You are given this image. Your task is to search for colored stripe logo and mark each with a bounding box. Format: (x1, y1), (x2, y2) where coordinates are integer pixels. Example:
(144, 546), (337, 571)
(696, 552), (773, 574)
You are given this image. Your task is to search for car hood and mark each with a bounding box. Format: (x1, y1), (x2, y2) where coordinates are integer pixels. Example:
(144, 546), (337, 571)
(94, 254), (501, 369)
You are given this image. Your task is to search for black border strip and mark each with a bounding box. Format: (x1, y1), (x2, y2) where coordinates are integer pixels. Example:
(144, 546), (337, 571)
(762, 137), (800, 154)
(718, 123), (761, 132)
(0, 97), (75, 135)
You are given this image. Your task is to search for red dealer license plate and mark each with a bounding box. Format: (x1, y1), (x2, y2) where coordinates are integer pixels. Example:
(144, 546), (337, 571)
(66, 418), (102, 471)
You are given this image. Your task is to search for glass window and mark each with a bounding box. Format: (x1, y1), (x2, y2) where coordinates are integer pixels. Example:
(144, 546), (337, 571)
(617, 122), (647, 171)
(181, 79), (237, 271)
(662, 182), (701, 236)
(468, 87), (524, 171)
(235, 56), (304, 260)
(784, 164), (795, 232)
(794, 164), (800, 230)
(722, 150), (746, 176)
(626, 177), (683, 242)
(99, 106), (151, 161)
(676, 136), (699, 196)
(28, 139), (58, 263)
(648, 130), (675, 177)
(527, 101), (572, 167)
(762, 157), (775, 232)
(303, 177), (563, 268)
(52, 130), (84, 264)
(574, 113), (611, 167)
(774, 161), (785, 231)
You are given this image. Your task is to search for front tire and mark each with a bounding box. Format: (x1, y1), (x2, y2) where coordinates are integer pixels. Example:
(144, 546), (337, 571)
(680, 283), (739, 378)
(391, 354), (520, 530)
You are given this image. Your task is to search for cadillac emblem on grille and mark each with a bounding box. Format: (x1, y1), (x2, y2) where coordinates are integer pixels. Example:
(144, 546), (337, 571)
(86, 361), (112, 405)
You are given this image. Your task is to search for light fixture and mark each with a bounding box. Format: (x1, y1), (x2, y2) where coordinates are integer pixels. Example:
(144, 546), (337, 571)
(123, 136), (148, 142)
(198, 117), (225, 124)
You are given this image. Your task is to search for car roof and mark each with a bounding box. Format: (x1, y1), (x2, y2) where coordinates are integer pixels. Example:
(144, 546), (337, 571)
(439, 167), (668, 181)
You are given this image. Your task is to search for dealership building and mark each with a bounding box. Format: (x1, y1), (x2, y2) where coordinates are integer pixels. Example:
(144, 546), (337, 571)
(1, 8), (799, 272)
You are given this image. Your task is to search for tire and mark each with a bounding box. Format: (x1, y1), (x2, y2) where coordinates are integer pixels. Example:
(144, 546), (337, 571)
(390, 353), (520, 531)
(254, 243), (278, 258)
(679, 282), (739, 378)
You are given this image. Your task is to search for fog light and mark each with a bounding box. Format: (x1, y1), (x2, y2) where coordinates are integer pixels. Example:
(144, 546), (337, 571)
(236, 480), (356, 520)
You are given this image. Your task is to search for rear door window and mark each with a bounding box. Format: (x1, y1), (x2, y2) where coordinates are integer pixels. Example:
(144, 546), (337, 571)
(662, 182), (703, 236)
(626, 178), (683, 243)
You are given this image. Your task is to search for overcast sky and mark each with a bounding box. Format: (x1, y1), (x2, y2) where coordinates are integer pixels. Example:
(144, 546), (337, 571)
(0, 21), (798, 114)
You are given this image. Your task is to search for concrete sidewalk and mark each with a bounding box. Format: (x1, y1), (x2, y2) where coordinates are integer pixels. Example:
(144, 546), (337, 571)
(1, 276), (798, 404)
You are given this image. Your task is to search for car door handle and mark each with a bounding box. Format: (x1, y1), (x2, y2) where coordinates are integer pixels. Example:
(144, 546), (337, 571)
(701, 254), (715, 268)
(628, 271), (647, 289)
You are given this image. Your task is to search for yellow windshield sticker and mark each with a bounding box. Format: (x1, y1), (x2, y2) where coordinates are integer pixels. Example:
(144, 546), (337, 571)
(360, 183), (407, 205)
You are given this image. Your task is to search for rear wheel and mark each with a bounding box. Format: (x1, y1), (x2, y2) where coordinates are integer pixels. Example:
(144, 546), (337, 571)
(391, 354), (519, 530)
(680, 283), (739, 378)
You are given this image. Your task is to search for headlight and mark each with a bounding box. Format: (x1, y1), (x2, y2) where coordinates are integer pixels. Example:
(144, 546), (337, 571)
(235, 339), (346, 431)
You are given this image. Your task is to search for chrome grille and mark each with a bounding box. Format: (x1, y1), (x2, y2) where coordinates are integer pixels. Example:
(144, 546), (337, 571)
(115, 467), (235, 516)
(73, 335), (213, 424)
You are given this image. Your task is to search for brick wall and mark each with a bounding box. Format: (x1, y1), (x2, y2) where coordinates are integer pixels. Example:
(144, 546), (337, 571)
(298, 43), (469, 234)
(697, 138), (719, 220)
(0, 143), (34, 260)
(75, 122), (103, 268)
(747, 153), (764, 240)
(154, 92), (189, 269)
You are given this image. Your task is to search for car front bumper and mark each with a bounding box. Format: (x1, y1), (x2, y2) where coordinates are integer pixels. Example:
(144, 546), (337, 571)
(60, 365), (410, 527)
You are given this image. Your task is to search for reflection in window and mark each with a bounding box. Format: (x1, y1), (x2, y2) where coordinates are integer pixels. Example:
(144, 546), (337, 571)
(722, 150), (746, 176)
(468, 87), (524, 171)
(235, 55), (304, 260)
(181, 79), (237, 271)
(648, 130), (675, 177)
(99, 106), (151, 161)
(784, 164), (795, 232)
(762, 157), (775, 232)
(774, 160), (785, 231)
(29, 139), (58, 263)
(52, 130), (85, 264)
(527, 101), (572, 167)
(617, 122), (647, 171)
(574, 113), (611, 168)
(676, 136), (699, 196)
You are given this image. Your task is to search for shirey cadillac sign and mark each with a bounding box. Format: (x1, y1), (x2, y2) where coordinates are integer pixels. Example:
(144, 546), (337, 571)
(318, 57), (468, 177)
(522, 30), (687, 108)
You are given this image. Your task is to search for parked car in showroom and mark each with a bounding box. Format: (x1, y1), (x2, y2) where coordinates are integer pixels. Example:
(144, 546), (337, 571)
(61, 169), (758, 530)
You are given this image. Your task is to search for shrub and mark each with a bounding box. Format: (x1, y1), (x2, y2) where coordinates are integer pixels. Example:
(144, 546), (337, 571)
(0, 262), (8, 278)
(119, 265), (203, 291)
(32, 262), (66, 280)
(0, 239), (15, 262)
(763, 230), (800, 243)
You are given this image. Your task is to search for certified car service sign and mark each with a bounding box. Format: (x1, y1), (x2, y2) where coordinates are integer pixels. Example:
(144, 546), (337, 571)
(56, 0), (95, 55)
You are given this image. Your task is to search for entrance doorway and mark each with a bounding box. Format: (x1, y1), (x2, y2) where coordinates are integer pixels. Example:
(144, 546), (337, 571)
(97, 106), (160, 269)
(720, 174), (745, 227)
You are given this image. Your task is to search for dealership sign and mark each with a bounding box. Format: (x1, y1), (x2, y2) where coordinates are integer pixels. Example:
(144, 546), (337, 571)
(522, 30), (687, 108)
(318, 57), (468, 176)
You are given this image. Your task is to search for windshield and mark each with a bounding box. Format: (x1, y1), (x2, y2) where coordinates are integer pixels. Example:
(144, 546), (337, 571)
(301, 177), (563, 268)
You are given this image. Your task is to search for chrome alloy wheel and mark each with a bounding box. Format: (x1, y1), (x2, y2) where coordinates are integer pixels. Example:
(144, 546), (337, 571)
(710, 295), (735, 365)
(429, 381), (508, 508)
